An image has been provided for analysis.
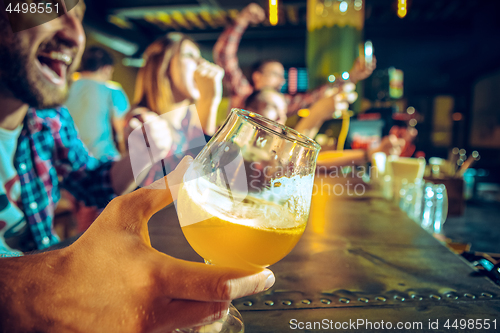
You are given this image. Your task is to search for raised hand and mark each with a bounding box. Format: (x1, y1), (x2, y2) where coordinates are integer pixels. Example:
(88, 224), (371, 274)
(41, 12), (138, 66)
(349, 55), (377, 84)
(239, 3), (266, 24)
(194, 60), (224, 135)
(194, 60), (224, 104)
(127, 111), (172, 180)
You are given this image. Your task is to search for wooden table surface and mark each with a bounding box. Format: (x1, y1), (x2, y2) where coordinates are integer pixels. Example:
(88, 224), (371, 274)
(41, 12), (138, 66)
(148, 176), (500, 332)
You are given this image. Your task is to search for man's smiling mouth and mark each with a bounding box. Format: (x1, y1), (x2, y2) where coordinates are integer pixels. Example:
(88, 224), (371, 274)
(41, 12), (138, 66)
(36, 50), (74, 86)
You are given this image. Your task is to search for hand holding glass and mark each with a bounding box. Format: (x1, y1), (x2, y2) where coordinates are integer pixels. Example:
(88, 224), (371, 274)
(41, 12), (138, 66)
(174, 109), (320, 332)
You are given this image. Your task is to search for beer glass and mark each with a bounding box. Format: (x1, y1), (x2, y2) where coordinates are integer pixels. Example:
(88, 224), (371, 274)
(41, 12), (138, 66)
(175, 109), (320, 332)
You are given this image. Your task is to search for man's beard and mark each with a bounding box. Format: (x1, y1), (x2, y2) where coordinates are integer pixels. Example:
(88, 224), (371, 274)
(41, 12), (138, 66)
(0, 35), (71, 109)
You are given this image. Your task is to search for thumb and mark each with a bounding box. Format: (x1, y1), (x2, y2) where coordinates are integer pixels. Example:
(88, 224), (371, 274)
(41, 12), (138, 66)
(154, 257), (276, 302)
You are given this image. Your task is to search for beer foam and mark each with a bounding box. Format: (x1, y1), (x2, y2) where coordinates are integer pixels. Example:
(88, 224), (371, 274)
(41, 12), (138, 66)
(178, 173), (314, 229)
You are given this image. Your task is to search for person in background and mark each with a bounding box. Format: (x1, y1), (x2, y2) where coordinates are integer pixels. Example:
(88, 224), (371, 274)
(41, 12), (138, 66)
(66, 46), (130, 160)
(0, 0), (171, 256)
(244, 88), (288, 125)
(126, 33), (224, 185)
(244, 89), (409, 168)
(213, 2), (376, 117)
(65, 46), (131, 232)
(0, 2), (274, 331)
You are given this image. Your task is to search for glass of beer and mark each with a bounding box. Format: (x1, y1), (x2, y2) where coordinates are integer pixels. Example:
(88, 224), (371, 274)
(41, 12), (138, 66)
(175, 109), (320, 332)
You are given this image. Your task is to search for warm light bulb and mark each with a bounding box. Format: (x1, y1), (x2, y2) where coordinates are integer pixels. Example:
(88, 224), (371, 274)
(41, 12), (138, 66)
(270, 0), (278, 26)
(328, 75), (336, 83)
(397, 0), (407, 18)
(341, 72), (350, 80)
(298, 109), (310, 117)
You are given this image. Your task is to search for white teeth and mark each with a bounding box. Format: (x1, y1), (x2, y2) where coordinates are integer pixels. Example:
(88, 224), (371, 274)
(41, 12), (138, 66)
(48, 51), (72, 65)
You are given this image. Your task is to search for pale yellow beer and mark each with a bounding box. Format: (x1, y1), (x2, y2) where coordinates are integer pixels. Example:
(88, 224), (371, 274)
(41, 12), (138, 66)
(178, 179), (307, 271)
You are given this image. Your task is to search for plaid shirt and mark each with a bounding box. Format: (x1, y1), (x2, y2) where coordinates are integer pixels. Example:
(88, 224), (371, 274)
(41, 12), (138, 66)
(1, 107), (115, 257)
(213, 18), (329, 116)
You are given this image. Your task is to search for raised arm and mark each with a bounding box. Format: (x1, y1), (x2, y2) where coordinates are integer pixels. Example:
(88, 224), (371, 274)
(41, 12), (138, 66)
(286, 55), (376, 116)
(285, 84), (330, 116)
(213, 3), (265, 99)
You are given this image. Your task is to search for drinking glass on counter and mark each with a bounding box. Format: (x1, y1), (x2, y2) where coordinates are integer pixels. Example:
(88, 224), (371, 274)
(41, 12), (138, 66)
(398, 178), (425, 222)
(174, 108), (320, 332)
(420, 183), (448, 234)
(385, 156), (426, 202)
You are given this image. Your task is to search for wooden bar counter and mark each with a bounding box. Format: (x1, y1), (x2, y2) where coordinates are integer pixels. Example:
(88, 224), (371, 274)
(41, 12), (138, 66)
(148, 176), (500, 332)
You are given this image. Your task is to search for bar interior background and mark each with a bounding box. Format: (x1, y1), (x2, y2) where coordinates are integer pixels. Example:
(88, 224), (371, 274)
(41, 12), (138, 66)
(70, 0), (500, 252)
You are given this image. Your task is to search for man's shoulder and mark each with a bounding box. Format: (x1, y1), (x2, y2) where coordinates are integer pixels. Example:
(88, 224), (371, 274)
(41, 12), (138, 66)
(104, 81), (125, 91)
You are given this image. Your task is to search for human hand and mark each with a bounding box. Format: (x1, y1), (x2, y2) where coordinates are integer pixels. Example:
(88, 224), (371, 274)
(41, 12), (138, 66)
(0, 157), (275, 333)
(369, 134), (405, 158)
(128, 111), (172, 179)
(315, 82), (358, 119)
(334, 82), (358, 111)
(390, 126), (418, 157)
(240, 3), (266, 24)
(349, 55), (377, 84)
(194, 60), (224, 104)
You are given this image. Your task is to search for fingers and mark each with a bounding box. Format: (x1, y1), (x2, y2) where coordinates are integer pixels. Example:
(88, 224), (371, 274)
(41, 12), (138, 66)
(154, 257), (275, 302)
(127, 112), (173, 182)
(142, 113), (172, 156)
(195, 61), (224, 80)
(194, 61), (224, 101)
(242, 3), (266, 24)
(150, 298), (231, 332)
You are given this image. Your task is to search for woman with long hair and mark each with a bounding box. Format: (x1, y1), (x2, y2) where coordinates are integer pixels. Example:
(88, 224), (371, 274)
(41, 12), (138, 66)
(126, 32), (223, 185)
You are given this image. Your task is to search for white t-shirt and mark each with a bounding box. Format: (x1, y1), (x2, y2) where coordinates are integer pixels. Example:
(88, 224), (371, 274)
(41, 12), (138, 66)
(66, 79), (130, 160)
(0, 126), (28, 255)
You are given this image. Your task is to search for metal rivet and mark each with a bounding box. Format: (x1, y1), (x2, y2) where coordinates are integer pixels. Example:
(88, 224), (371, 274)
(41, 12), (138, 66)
(358, 297), (369, 303)
(411, 294), (423, 301)
(464, 293), (476, 299)
(282, 300), (292, 306)
(481, 292), (493, 298)
(264, 300), (274, 306)
(395, 296), (405, 301)
(301, 299), (311, 305)
(243, 301), (253, 306)
(430, 295), (441, 300)
(375, 296), (386, 302)
(446, 293), (458, 300)
(338, 298), (349, 304)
